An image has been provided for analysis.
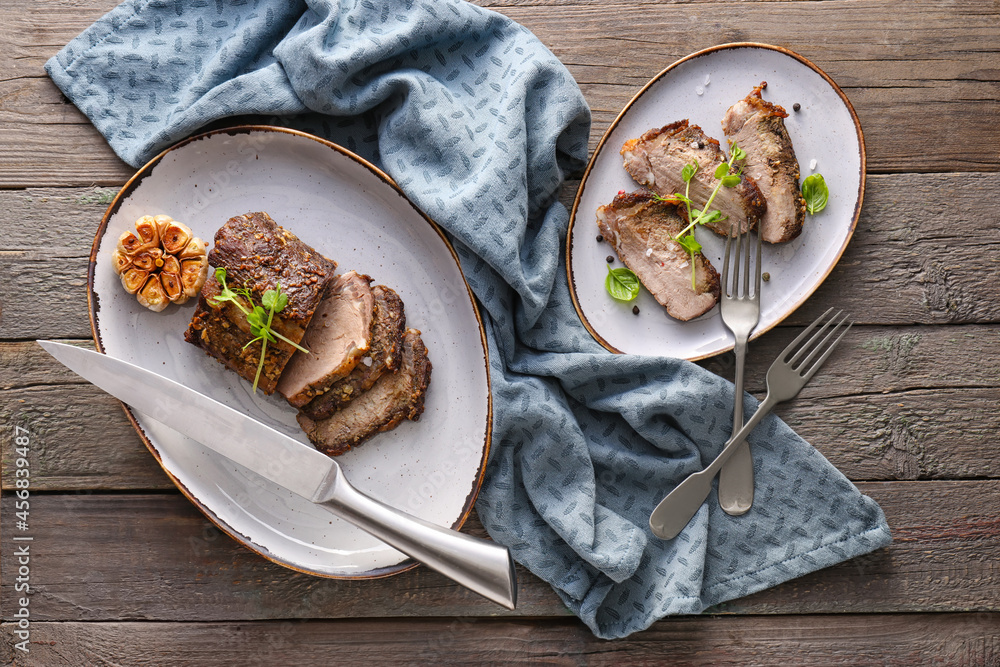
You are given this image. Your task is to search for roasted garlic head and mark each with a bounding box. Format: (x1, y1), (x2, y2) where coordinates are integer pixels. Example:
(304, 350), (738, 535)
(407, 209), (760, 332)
(112, 215), (209, 312)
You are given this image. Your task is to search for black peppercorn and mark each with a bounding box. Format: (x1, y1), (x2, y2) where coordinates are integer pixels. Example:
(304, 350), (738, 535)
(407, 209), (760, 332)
(632, 305), (640, 315)
(606, 255), (614, 263)
(792, 103), (801, 112)
(596, 234), (604, 242)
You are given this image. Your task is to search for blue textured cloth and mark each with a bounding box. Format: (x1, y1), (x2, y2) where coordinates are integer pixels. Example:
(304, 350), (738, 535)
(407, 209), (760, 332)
(47, 0), (891, 638)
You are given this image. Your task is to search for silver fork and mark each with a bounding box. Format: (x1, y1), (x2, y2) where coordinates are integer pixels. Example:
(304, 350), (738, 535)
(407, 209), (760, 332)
(717, 223), (762, 516)
(649, 308), (853, 540)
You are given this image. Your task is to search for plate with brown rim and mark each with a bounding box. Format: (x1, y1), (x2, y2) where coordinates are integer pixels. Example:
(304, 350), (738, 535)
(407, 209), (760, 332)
(567, 43), (865, 360)
(89, 126), (491, 578)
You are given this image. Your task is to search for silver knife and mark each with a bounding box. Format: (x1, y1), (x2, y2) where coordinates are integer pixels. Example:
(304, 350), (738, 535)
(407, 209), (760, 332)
(38, 340), (516, 610)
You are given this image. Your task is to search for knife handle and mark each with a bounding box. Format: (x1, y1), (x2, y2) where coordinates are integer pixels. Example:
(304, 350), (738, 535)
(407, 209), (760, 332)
(316, 473), (517, 610)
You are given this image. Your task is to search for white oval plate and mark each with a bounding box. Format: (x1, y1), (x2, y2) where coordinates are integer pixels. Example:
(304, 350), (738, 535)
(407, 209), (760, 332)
(89, 127), (491, 578)
(567, 43), (865, 360)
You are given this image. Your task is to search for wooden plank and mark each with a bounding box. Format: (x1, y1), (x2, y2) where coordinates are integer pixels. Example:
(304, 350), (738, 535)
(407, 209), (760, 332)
(777, 388), (1000, 481)
(1, 0), (998, 185)
(0, 255), (93, 340)
(3, 614), (999, 665)
(0, 186), (116, 340)
(6, 316), (999, 491)
(1, 482), (997, 621)
(3, 171), (1000, 343)
(791, 172), (1000, 326)
(1, 380), (170, 490)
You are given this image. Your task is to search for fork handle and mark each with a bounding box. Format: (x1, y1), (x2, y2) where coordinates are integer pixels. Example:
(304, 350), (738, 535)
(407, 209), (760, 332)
(718, 336), (755, 515)
(649, 394), (778, 540)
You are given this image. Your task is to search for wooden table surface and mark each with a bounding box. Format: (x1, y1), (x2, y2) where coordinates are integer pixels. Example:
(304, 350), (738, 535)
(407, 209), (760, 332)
(2, 0), (999, 664)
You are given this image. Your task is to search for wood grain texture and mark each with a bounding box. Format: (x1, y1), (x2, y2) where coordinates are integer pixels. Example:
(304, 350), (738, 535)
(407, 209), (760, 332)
(5, 319), (1000, 491)
(1, 483), (997, 622)
(3, 171), (999, 344)
(1, 0), (998, 657)
(0, 187), (115, 340)
(3, 614), (999, 666)
(1, 0), (998, 185)
(572, 170), (1000, 327)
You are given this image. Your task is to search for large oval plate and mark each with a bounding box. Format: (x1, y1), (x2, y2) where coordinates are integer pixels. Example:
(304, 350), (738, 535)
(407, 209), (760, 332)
(568, 43), (865, 359)
(89, 127), (491, 578)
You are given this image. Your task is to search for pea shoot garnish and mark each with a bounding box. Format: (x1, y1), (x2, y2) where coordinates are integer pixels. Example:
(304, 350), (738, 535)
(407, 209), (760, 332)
(657, 143), (747, 290)
(209, 267), (308, 393)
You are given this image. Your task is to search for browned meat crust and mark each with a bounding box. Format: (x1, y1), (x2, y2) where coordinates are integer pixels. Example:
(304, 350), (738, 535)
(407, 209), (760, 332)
(722, 83), (806, 243)
(297, 329), (431, 457)
(620, 120), (765, 237)
(185, 275), (300, 393)
(184, 212), (337, 394)
(277, 271), (375, 407)
(597, 190), (719, 321)
(208, 211), (337, 323)
(185, 211), (432, 456)
(299, 285), (407, 420)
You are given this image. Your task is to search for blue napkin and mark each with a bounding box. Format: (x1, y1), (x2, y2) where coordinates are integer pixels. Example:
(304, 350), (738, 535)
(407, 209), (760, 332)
(47, 0), (891, 638)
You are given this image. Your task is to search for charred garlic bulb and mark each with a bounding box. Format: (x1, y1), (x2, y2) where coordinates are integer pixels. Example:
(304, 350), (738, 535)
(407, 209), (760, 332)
(112, 215), (209, 312)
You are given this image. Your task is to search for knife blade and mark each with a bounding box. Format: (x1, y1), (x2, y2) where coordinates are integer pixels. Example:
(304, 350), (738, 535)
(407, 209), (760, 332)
(38, 340), (516, 609)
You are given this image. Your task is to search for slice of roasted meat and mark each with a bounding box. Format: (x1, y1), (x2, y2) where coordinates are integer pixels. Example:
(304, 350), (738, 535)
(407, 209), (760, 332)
(597, 191), (720, 321)
(184, 212), (337, 394)
(722, 82), (806, 243)
(297, 329), (431, 457)
(299, 285), (406, 420)
(620, 120), (766, 237)
(276, 271), (375, 407)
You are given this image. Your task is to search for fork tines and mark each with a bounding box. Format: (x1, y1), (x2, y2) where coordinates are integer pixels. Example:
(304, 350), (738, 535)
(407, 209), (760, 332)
(782, 308), (853, 379)
(722, 224), (762, 299)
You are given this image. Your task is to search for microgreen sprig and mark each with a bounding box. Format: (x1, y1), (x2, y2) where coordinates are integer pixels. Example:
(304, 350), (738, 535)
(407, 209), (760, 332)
(209, 267), (308, 393)
(658, 143), (746, 290)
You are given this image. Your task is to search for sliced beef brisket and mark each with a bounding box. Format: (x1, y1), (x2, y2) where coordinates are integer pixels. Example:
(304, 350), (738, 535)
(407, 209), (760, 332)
(620, 120), (766, 237)
(722, 83), (806, 243)
(299, 284), (406, 420)
(597, 190), (719, 321)
(185, 212), (336, 394)
(297, 329), (431, 457)
(276, 271), (375, 407)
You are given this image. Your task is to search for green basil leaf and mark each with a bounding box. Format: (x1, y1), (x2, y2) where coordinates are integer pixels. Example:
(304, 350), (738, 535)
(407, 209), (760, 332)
(802, 173), (829, 214)
(714, 163), (730, 180)
(605, 265), (640, 302)
(690, 208), (722, 226)
(261, 289), (278, 310)
(730, 143), (746, 162)
(720, 174), (741, 187)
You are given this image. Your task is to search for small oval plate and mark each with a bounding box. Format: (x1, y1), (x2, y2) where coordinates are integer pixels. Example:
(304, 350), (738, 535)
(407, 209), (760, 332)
(567, 43), (865, 360)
